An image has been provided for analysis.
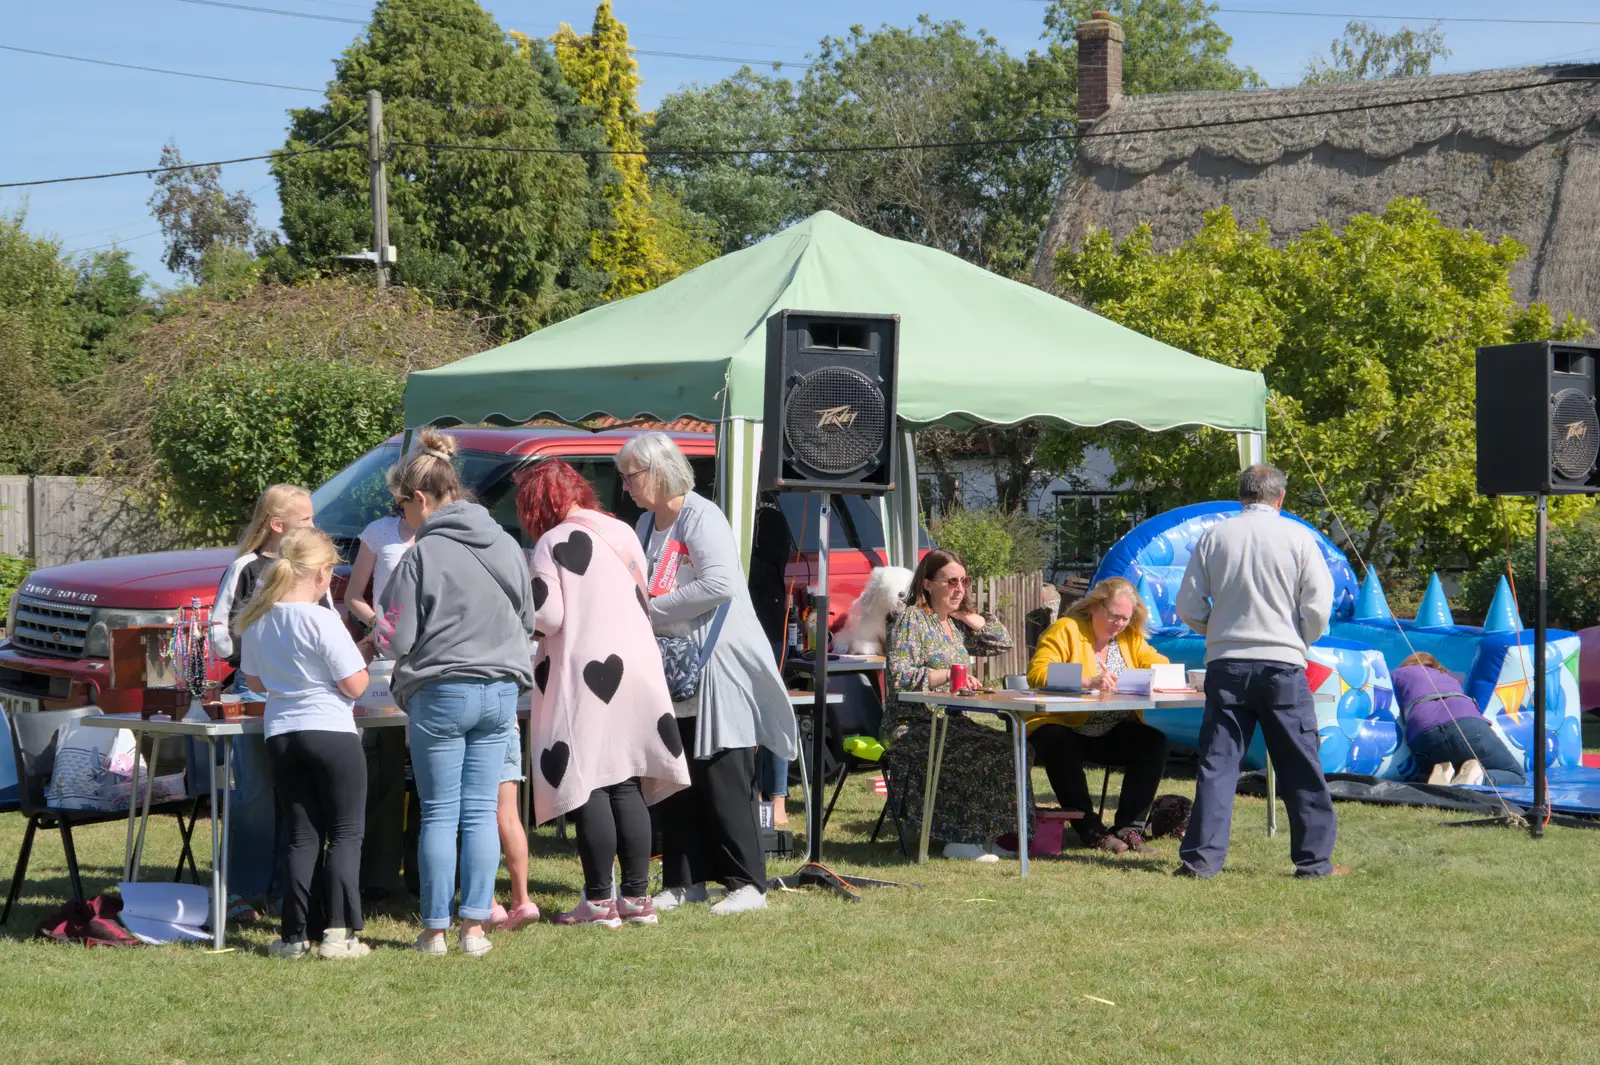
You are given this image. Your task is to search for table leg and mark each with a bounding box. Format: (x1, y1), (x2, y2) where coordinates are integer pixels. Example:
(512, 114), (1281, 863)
(1265, 753), (1278, 838)
(916, 709), (950, 865)
(207, 738), (225, 951)
(220, 736), (232, 930)
(121, 730), (144, 882)
(1011, 715), (1030, 878)
(130, 733), (161, 881)
(520, 722), (532, 837)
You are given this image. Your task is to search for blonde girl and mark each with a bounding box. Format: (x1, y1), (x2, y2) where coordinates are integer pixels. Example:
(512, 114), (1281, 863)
(206, 484), (327, 922)
(240, 528), (372, 959)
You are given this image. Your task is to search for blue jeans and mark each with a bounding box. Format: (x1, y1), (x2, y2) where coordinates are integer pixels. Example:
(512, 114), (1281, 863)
(406, 678), (517, 929)
(757, 748), (789, 799)
(1408, 717), (1525, 786)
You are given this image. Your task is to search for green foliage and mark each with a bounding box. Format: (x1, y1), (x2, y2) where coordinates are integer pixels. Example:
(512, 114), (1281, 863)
(1051, 198), (1589, 574)
(85, 279), (487, 542)
(548, 2), (718, 298)
(69, 249), (151, 369)
(148, 140), (260, 284)
(150, 359), (406, 541)
(273, 0), (603, 335)
(1040, 0), (1262, 95)
(1303, 20), (1450, 85)
(931, 507), (1049, 578)
(1462, 508), (1600, 630)
(0, 553), (34, 611)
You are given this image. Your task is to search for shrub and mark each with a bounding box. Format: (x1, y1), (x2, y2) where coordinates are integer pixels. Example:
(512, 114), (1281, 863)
(151, 359), (405, 543)
(0, 553), (33, 612)
(931, 508), (1049, 579)
(1461, 507), (1600, 630)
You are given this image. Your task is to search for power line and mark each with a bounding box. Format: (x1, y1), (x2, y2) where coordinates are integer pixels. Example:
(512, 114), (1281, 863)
(1214, 7), (1600, 27)
(7, 74), (1597, 189)
(0, 44), (323, 92)
(169, 0), (813, 67)
(0, 143), (361, 190)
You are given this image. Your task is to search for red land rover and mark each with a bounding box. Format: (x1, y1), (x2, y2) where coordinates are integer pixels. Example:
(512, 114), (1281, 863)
(0, 427), (903, 716)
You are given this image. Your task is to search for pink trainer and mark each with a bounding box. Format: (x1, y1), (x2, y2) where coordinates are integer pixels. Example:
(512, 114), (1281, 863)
(500, 901), (541, 932)
(617, 896), (659, 926)
(555, 898), (623, 929)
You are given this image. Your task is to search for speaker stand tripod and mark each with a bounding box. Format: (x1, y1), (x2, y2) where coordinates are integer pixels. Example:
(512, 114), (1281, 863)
(771, 493), (906, 900)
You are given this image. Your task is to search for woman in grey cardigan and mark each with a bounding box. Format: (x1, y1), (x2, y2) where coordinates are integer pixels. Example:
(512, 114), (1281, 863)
(619, 433), (798, 916)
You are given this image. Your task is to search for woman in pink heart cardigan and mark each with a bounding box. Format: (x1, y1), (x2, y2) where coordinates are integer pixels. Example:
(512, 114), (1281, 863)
(517, 460), (691, 928)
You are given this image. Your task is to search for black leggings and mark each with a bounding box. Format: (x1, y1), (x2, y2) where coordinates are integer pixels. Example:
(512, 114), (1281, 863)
(266, 730), (366, 943)
(1030, 719), (1170, 841)
(571, 779), (652, 899)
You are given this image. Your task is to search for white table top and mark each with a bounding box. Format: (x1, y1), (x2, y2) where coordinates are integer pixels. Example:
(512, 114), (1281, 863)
(83, 709), (410, 736)
(894, 689), (1209, 713)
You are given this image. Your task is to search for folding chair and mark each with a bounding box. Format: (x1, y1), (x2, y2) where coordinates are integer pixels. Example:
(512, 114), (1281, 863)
(3, 707), (197, 925)
(1004, 674), (1111, 819)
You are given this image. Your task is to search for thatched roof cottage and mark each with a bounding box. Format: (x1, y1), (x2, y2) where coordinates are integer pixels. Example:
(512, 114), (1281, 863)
(1035, 12), (1600, 329)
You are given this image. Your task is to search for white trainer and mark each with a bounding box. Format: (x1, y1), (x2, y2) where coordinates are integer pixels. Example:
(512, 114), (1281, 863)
(943, 842), (1000, 862)
(1453, 759), (1486, 787)
(652, 883), (709, 912)
(318, 928), (371, 959)
(709, 885), (768, 916)
(1426, 762), (1455, 785)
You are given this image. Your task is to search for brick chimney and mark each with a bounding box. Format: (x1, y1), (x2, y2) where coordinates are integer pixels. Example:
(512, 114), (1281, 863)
(1076, 10), (1124, 124)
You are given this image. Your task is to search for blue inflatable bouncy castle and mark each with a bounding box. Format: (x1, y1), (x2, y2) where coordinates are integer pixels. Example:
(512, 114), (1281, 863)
(1091, 502), (1584, 781)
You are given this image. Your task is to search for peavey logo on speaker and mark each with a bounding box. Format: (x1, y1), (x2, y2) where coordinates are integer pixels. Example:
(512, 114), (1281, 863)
(1566, 420), (1589, 443)
(815, 405), (858, 432)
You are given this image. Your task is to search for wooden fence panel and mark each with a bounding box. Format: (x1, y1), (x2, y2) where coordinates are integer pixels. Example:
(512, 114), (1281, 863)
(31, 477), (166, 569)
(0, 476), (29, 558)
(974, 570), (1054, 684)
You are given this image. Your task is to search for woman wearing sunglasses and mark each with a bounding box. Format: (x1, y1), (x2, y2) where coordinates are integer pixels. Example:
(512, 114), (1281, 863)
(884, 548), (1022, 861)
(1025, 577), (1172, 854)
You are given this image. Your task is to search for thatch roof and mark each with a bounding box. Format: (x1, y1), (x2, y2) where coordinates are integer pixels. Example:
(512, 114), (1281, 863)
(1037, 65), (1600, 331)
(1083, 65), (1600, 173)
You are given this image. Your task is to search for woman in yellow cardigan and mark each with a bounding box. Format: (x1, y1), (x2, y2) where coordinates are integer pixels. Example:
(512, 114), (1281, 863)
(1027, 577), (1171, 855)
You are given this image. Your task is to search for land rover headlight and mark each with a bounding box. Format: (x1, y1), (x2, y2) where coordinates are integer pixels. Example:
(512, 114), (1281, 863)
(84, 608), (182, 659)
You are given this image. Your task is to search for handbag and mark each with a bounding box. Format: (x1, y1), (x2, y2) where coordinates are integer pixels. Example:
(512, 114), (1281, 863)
(590, 510), (729, 703)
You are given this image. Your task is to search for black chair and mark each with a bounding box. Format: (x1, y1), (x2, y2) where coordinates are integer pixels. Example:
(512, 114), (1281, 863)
(816, 672), (910, 854)
(3, 707), (197, 925)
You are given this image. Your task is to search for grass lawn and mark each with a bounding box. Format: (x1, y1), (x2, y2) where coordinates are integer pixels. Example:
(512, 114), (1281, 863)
(3, 741), (1600, 1065)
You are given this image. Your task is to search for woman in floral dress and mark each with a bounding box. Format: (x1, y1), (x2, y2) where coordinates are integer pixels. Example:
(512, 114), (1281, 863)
(883, 547), (1031, 861)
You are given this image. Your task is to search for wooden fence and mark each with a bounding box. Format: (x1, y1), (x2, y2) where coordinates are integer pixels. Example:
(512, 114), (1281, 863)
(0, 476), (170, 568)
(972, 570), (1058, 684)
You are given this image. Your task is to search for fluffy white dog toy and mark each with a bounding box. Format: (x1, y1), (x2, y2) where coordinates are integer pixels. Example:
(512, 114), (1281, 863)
(836, 566), (915, 654)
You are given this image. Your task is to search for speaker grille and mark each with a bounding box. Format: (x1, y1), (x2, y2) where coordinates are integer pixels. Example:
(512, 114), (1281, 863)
(785, 366), (887, 475)
(1550, 388), (1600, 480)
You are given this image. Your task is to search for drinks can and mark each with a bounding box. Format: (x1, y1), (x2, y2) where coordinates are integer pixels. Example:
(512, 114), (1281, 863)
(950, 662), (969, 692)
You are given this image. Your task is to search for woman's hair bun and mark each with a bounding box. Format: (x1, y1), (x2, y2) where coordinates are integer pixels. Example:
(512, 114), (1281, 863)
(416, 427), (459, 459)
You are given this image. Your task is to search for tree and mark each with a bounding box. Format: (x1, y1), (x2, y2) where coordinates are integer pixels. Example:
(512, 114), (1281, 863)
(1040, 0), (1263, 96)
(86, 279), (488, 541)
(0, 211), (91, 474)
(148, 141), (259, 283)
(1303, 20), (1450, 85)
(1049, 198), (1588, 573)
(647, 71), (816, 253)
(66, 248), (152, 379)
(273, 0), (602, 334)
(549, 2), (715, 298)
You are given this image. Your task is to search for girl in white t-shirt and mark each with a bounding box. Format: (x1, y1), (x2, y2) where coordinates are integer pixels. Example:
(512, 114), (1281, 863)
(344, 509), (416, 635)
(240, 528), (372, 961)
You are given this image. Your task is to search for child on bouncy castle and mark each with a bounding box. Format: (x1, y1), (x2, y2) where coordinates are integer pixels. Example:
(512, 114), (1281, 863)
(1392, 652), (1525, 788)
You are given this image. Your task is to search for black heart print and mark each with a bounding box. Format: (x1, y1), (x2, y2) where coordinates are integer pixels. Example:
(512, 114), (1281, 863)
(657, 713), (683, 758)
(532, 576), (548, 612)
(534, 656), (550, 694)
(539, 742), (570, 788)
(551, 531), (593, 576)
(583, 655), (624, 704)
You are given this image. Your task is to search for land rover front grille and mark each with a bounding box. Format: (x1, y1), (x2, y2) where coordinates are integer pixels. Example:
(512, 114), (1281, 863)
(11, 594), (93, 658)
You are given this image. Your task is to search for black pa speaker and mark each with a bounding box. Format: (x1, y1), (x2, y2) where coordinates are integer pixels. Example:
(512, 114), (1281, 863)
(759, 310), (900, 494)
(1476, 341), (1600, 496)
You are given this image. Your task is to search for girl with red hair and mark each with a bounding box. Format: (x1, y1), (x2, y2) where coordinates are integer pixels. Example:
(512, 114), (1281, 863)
(516, 460), (690, 926)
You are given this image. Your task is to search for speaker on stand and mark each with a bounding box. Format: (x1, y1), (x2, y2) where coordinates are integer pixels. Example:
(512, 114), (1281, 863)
(1474, 341), (1600, 837)
(760, 309), (906, 900)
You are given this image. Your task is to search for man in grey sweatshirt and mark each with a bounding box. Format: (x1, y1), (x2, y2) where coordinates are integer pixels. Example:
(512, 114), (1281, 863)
(1174, 464), (1341, 879)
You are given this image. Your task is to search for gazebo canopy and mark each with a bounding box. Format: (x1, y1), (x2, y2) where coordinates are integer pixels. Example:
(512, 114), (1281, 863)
(403, 210), (1266, 435)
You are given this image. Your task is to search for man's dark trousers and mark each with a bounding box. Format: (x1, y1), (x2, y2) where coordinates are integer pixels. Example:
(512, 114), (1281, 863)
(1178, 659), (1336, 877)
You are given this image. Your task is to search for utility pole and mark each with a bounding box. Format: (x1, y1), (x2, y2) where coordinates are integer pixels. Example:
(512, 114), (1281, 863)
(367, 89), (391, 290)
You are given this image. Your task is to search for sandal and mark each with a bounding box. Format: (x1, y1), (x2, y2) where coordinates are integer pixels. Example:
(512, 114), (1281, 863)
(227, 895), (261, 923)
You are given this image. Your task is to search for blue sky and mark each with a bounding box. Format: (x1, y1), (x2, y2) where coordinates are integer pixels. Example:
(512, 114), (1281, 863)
(4, 0), (1599, 287)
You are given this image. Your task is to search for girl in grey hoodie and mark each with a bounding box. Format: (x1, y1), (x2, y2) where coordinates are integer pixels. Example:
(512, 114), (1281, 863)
(375, 429), (536, 957)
